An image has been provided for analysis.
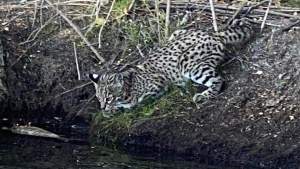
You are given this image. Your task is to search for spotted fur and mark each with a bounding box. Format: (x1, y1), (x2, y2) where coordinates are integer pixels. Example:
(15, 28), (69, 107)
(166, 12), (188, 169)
(90, 19), (254, 117)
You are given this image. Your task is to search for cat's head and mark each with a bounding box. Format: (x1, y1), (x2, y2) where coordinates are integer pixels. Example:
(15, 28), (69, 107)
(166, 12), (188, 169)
(89, 71), (125, 115)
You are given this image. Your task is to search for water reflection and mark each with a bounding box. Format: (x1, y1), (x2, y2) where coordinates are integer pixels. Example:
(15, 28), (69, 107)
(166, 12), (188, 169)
(0, 132), (225, 169)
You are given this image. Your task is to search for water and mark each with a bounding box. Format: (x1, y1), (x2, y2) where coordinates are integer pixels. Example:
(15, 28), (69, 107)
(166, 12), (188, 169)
(0, 132), (222, 169)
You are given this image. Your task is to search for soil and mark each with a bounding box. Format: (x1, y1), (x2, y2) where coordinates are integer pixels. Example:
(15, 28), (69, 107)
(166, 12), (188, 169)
(0, 9), (99, 124)
(92, 22), (300, 169)
(1, 1), (300, 169)
(94, 29), (300, 169)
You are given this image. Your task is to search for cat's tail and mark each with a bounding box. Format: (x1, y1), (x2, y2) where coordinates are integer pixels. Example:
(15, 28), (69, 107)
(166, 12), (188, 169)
(215, 18), (254, 45)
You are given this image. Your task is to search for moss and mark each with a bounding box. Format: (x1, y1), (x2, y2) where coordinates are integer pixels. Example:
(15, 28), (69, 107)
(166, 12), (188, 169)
(89, 7), (193, 142)
(91, 85), (196, 143)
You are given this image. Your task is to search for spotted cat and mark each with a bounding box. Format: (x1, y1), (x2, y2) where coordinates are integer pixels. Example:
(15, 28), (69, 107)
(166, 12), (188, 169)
(90, 19), (253, 117)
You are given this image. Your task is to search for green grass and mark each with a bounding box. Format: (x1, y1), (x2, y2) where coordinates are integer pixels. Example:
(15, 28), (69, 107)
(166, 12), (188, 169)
(122, 20), (155, 46)
(282, 0), (300, 7)
(91, 85), (196, 142)
(89, 5), (196, 142)
(113, 0), (134, 17)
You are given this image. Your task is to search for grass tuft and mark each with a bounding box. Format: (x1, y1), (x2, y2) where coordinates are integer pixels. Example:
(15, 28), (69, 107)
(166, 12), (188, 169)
(113, 0), (134, 17)
(91, 85), (196, 142)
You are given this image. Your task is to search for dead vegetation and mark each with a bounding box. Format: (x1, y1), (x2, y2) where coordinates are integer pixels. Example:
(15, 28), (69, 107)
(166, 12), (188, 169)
(0, 0), (300, 168)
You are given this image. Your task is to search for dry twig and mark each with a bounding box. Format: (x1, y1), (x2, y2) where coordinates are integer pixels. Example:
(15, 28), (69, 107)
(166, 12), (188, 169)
(156, 1), (300, 20)
(136, 44), (145, 58)
(66, 94), (96, 120)
(40, 0), (45, 27)
(279, 19), (300, 32)
(261, 0), (272, 32)
(20, 14), (58, 45)
(54, 82), (93, 98)
(32, 0), (38, 28)
(226, 1), (247, 27)
(44, 0), (104, 63)
(73, 42), (81, 80)
(155, 0), (161, 44)
(84, 0), (104, 36)
(245, 0), (269, 15)
(165, 0), (171, 38)
(209, 0), (218, 31)
(98, 0), (116, 48)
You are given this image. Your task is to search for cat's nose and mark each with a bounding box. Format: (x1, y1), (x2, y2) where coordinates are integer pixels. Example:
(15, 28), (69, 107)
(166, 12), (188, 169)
(104, 106), (111, 111)
(100, 100), (106, 109)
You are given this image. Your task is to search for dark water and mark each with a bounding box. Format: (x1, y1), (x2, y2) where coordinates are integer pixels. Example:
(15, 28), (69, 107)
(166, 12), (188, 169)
(0, 132), (226, 169)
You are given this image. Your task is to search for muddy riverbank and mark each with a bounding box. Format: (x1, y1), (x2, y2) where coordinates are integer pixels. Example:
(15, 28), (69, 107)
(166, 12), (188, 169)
(1, 1), (300, 169)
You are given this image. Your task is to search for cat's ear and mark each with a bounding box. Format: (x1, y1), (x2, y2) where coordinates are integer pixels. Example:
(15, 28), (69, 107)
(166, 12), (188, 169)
(89, 73), (100, 83)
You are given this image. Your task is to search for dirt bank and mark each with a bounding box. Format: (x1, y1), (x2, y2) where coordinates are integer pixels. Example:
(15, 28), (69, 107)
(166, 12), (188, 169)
(92, 27), (300, 168)
(1, 1), (300, 168)
(0, 8), (102, 131)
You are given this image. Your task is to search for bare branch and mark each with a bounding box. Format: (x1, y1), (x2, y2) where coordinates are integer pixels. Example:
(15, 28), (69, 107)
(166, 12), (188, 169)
(155, 0), (161, 44)
(279, 19), (300, 32)
(209, 0), (218, 32)
(66, 94), (96, 120)
(20, 14), (58, 45)
(136, 44), (145, 58)
(226, 1), (247, 27)
(98, 0), (116, 48)
(261, 0), (272, 32)
(44, 0), (105, 63)
(73, 42), (81, 80)
(245, 0), (269, 15)
(54, 82), (93, 99)
(165, 0), (171, 38)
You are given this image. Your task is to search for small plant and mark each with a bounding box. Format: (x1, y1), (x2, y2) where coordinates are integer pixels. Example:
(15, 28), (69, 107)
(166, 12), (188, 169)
(92, 84), (196, 142)
(113, 0), (134, 18)
(122, 20), (155, 46)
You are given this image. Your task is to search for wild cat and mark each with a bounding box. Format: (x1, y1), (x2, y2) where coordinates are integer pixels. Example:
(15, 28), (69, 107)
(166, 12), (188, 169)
(89, 19), (253, 117)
